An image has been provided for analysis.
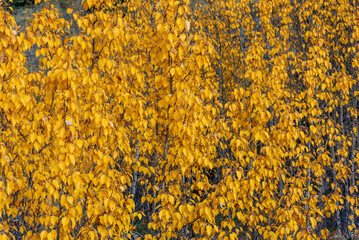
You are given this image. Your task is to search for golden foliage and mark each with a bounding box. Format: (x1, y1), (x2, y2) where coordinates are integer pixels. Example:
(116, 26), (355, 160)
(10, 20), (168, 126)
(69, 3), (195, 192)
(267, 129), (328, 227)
(0, 0), (359, 239)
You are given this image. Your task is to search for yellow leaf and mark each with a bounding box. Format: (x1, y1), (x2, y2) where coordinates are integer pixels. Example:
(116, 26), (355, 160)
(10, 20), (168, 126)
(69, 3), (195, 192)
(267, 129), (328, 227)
(176, 18), (185, 31)
(67, 196), (74, 205)
(62, 217), (70, 227)
(40, 231), (47, 240)
(157, 23), (163, 32)
(61, 196), (67, 206)
(196, 55), (203, 68)
(165, 211), (170, 220)
(206, 225), (212, 236)
(69, 154), (76, 165)
(98, 226), (107, 237)
(29, 132), (37, 143)
(36, 49), (41, 57)
(205, 207), (211, 219)
(168, 33), (174, 45)
(310, 217), (317, 228)
(56, 47), (63, 56)
(349, 186), (354, 194)
(41, 48), (47, 56)
(47, 230), (57, 240)
(89, 231), (97, 240)
(108, 215), (114, 225)
(178, 6), (185, 15)
(121, 176), (127, 184)
(296, 231), (302, 240)
(169, 195), (175, 205)
(179, 205), (186, 215)
(250, 179), (255, 189)
(67, 8), (73, 14)
(6, 182), (13, 195)
(130, 66), (136, 75)
(230, 233), (237, 240)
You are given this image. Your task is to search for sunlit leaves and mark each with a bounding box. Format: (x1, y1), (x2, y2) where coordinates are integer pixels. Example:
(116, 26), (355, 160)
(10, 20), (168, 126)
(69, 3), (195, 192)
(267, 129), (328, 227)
(1, 0), (359, 239)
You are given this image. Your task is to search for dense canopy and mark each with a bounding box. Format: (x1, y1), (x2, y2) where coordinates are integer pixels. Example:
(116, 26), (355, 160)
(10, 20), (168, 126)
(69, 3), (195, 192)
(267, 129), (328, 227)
(1, 0), (359, 239)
